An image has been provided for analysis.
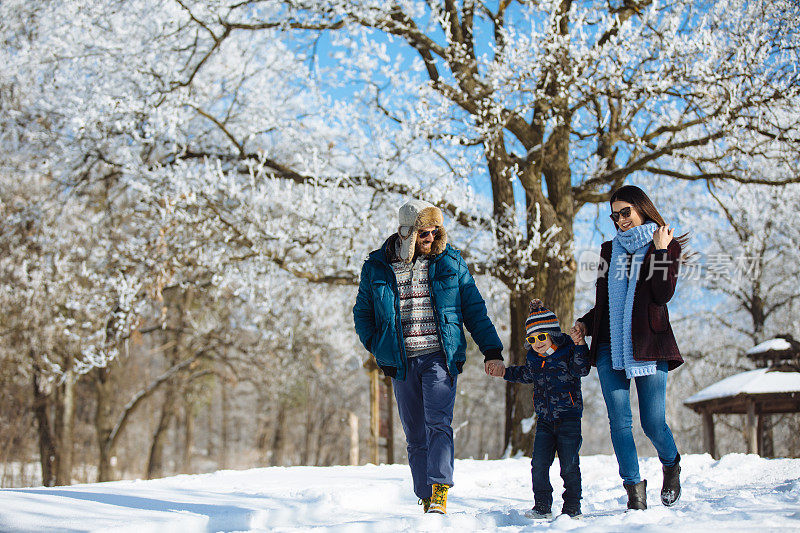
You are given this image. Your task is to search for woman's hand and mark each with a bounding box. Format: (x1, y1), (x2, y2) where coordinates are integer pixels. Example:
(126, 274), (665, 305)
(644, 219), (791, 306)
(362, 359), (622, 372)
(569, 327), (586, 346)
(653, 225), (674, 250)
(571, 321), (587, 338)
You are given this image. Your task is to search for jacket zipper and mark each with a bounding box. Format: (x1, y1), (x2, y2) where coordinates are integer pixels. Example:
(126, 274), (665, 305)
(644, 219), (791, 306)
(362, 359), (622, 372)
(427, 260), (450, 376)
(382, 256), (407, 378)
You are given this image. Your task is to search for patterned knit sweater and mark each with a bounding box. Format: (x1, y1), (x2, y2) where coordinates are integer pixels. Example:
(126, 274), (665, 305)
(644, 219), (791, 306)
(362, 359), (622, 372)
(391, 254), (442, 358)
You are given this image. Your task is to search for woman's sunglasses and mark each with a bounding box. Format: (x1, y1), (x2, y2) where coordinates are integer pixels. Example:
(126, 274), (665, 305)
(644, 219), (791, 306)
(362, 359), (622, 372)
(609, 206), (633, 222)
(526, 332), (550, 344)
(418, 228), (439, 238)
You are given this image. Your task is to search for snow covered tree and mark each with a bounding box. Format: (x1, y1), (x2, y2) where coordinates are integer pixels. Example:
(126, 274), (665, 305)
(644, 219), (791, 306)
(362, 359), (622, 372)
(3, 0), (800, 459)
(680, 180), (800, 457)
(164, 0), (800, 452)
(703, 182), (800, 343)
(0, 0), (387, 479)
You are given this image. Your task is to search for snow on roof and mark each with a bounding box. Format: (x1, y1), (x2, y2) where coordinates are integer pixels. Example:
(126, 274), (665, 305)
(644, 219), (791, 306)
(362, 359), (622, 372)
(685, 368), (800, 405)
(746, 338), (792, 355)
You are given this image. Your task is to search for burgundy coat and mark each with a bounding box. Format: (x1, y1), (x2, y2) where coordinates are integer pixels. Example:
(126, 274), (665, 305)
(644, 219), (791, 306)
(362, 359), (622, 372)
(578, 238), (683, 371)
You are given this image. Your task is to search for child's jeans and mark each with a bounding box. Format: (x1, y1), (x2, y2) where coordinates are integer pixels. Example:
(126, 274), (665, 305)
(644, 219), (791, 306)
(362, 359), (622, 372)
(531, 417), (582, 511)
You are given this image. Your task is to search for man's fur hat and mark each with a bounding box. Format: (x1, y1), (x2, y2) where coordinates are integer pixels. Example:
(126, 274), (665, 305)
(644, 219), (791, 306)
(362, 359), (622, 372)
(397, 199), (447, 263)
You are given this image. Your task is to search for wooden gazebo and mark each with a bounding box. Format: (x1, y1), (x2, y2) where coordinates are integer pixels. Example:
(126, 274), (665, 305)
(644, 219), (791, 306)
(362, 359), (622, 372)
(684, 335), (800, 458)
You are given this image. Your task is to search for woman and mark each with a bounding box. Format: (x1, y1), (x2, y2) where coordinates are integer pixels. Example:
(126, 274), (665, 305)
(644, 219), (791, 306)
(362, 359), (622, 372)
(571, 185), (686, 510)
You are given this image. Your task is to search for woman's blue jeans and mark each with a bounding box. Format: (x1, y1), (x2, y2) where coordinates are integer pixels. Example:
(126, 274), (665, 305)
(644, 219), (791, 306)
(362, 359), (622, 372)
(595, 342), (679, 485)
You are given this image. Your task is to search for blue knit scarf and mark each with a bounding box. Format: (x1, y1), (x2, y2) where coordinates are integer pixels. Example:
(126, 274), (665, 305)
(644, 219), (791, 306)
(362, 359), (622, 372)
(609, 222), (658, 378)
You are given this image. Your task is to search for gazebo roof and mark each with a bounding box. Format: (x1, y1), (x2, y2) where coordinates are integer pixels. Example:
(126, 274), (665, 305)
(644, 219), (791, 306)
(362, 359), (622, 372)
(684, 368), (800, 414)
(744, 335), (800, 366)
(745, 338), (793, 356)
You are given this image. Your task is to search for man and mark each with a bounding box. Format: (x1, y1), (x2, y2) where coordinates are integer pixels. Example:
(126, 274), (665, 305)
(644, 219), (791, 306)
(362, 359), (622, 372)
(353, 199), (503, 514)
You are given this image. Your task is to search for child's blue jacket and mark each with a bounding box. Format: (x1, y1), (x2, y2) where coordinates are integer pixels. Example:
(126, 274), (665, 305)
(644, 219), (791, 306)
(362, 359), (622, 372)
(504, 338), (590, 421)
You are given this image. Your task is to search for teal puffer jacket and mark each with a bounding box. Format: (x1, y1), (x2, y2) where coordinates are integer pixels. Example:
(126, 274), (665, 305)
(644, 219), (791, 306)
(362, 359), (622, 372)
(353, 235), (503, 380)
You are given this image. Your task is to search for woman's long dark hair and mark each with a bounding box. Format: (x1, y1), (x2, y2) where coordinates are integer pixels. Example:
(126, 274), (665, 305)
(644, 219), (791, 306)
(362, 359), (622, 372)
(609, 185), (690, 247)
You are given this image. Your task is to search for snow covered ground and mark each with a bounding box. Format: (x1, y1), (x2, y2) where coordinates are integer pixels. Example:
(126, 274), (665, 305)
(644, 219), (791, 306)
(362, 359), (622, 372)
(1, 453), (799, 532)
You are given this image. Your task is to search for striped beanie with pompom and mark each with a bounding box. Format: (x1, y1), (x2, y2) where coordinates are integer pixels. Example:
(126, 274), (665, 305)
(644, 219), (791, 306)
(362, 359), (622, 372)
(525, 299), (562, 339)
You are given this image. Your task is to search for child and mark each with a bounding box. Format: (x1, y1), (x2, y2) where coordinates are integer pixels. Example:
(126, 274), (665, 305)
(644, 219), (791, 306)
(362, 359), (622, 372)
(488, 299), (590, 518)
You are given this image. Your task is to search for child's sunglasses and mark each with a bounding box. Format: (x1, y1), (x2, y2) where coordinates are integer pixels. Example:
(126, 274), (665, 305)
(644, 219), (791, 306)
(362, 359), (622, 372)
(418, 228), (439, 238)
(609, 206), (632, 222)
(526, 332), (550, 344)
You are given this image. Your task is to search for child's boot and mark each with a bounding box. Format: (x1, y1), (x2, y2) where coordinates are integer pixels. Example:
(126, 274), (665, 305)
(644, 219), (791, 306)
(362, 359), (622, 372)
(561, 502), (582, 518)
(428, 483), (449, 514)
(525, 505), (552, 519)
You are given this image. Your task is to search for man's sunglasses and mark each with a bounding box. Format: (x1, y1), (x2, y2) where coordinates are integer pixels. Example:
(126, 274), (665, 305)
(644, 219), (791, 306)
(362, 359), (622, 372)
(418, 228), (439, 238)
(526, 332), (550, 344)
(609, 206), (633, 222)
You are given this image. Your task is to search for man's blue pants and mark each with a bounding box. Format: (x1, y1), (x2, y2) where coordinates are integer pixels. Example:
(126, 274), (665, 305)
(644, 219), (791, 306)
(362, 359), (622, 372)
(392, 351), (457, 499)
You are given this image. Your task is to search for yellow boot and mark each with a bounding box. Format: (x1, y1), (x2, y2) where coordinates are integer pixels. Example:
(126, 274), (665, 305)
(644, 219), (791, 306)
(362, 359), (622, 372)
(419, 497), (430, 513)
(428, 483), (449, 514)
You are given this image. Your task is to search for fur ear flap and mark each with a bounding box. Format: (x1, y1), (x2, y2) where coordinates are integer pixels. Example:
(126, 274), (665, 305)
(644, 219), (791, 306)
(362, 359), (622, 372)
(429, 225), (447, 256)
(398, 229), (416, 263)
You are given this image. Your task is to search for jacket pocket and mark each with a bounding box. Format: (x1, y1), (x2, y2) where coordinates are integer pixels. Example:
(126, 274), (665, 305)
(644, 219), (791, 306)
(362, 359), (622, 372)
(442, 311), (467, 359)
(648, 303), (669, 333)
(435, 272), (457, 287)
(371, 280), (390, 321)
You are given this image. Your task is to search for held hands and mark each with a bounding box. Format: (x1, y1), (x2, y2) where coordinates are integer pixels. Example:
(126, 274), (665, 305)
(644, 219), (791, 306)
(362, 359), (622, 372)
(570, 321), (587, 346)
(569, 326), (586, 346)
(571, 321), (587, 337)
(485, 360), (506, 378)
(653, 225), (674, 250)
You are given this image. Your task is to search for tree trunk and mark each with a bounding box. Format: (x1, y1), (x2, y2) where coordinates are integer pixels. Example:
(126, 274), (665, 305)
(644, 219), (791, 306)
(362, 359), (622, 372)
(315, 404), (336, 466)
(146, 388), (177, 479)
(32, 363), (56, 487)
(220, 383), (229, 468)
(206, 395), (216, 459)
(302, 383), (314, 465)
(269, 402), (286, 466)
(504, 237), (577, 455)
(183, 397), (195, 473)
(505, 293), (535, 456)
(503, 98), (576, 454)
(94, 366), (115, 482)
(148, 288), (188, 478)
(54, 369), (76, 486)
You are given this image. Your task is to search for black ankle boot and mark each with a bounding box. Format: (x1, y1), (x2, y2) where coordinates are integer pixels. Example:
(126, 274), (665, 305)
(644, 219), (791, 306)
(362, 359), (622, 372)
(625, 480), (647, 510)
(661, 453), (681, 507)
